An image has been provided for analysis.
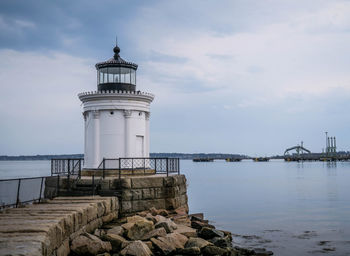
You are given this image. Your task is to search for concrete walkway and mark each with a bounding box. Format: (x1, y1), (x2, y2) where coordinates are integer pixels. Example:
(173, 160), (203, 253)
(0, 196), (118, 256)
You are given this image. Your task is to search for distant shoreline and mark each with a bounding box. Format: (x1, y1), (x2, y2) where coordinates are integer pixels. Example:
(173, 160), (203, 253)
(0, 153), (247, 161)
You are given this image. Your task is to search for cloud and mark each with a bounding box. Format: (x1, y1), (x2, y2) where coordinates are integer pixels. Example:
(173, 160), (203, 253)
(0, 49), (95, 155)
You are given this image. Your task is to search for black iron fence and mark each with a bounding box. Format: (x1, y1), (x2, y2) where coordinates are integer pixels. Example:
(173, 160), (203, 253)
(51, 158), (83, 177)
(0, 176), (51, 209)
(98, 157), (180, 178)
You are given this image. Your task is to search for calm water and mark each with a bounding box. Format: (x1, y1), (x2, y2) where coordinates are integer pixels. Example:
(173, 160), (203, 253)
(1, 159), (350, 255)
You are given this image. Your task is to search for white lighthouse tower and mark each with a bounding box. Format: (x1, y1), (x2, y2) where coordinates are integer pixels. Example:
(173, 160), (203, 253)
(78, 42), (154, 169)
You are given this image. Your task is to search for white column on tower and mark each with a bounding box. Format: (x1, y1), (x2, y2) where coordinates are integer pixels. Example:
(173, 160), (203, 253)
(145, 112), (150, 157)
(92, 110), (100, 166)
(124, 110), (132, 157)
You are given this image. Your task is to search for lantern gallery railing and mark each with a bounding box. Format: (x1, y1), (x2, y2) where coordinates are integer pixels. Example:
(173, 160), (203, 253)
(97, 158), (180, 178)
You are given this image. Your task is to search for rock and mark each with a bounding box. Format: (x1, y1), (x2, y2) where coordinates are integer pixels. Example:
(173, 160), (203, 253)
(191, 220), (215, 230)
(120, 240), (153, 256)
(199, 227), (224, 239)
(154, 215), (168, 223)
(144, 241), (153, 250)
(158, 209), (169, 216)
(104, 233), (129, 251)
(151, 233), (187, 255)
(210, 236), (232, 248)
(127, 220), (154, 240)
(202, 245), (228, 256)
(172, 215), (191, 226)
(175, 206), (188, 216)
(137, 211), (149, 217)
(174, 224), (197, 238)
(145, 213), (157, 224)
(121, 222), (134, 231)
(177, 246), (201, 255)
(150, 207), (159, 216)
(189, 213), (204, 220)
(127, 215), (148, 223)
(107, 225), (124, 236)
(253, 248), (274, 255)
(151, 237), (175, 255)
(94, 229), (107, 238)
(96, 253), (111, 256)
(71, 233), (112, 255)
(155, 221), (174, 233)
(185, 237), (213, 249)
(141, 227), (167, 240)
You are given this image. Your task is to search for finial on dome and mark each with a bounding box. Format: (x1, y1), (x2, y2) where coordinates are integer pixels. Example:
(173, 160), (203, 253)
(113, 35), (120, 59)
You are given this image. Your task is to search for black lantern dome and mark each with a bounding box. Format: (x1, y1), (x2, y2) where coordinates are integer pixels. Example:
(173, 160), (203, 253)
(95, 43), (138, 91)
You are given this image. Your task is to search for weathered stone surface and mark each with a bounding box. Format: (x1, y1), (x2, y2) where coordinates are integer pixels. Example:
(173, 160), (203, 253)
(142, 188), (155, 199)
(175, 224), (197, 238)
(150, 237), (175, 255)
(127, 220), (154, 240)
(127, 215), (148, 223)
(132, 176), (164, 189)
(120, 240), (152, 256)
(106, 225), (124, 236)
(185, 237), (213, 249)
(191, 220), (215, 230)
(132, 199), (166, 212)
(154, 214), (167, 223)
(151, 233), (188, 255)
(202, 245), (228, 256)
(94, 228), (107, 238)
(155, 221), (173, 233)
(158, 209), (169, 216)
(145, 213), (157, 224)
(141, 227), (167, 240)
(0, 196), (117, 256)
(71, 233), (112, 255)
(121, 222), (134, 231)
(199, 227), (224, 239)
(104, 233), (129, 251)
(210, 236), (232, 248)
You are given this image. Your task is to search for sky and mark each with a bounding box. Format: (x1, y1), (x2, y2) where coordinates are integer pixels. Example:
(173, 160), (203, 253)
(1, 0), (350, 156)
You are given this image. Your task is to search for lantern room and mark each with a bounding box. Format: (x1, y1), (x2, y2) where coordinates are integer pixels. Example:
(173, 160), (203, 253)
(95, 44), (137, 92)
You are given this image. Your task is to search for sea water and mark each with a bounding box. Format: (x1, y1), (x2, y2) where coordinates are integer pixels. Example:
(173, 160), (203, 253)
(1, 159), (350, 255)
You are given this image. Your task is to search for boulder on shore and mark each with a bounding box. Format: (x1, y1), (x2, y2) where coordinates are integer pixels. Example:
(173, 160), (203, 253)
(71, 232), (112, 255)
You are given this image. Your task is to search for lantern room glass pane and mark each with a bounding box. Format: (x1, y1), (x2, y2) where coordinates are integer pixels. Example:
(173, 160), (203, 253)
(97, 67), (136, 85)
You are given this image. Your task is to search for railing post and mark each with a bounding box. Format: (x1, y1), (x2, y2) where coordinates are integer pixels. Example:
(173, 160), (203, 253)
(56, 175), (60, 197)
(132, 158), (134, 175)
(39, 177), (44, 203)
(119, 159), (121, 180)
(178, 158), (180, 175)
(103, 158), (105, 179)
(166, 158), (169, 177)
(155, 159), (157, 174)
(16, 179), (21, 208)
(144, 158), (146, 175)
(79, 159), (81, 178)
(51, 160), (53, 176)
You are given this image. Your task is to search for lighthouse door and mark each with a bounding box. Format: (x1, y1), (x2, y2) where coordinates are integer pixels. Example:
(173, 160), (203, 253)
(136, 135), (144, 157)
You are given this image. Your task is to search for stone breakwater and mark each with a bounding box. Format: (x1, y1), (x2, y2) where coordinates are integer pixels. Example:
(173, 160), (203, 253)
(0, 196), (118, 256)
(68, 206), (273, 256)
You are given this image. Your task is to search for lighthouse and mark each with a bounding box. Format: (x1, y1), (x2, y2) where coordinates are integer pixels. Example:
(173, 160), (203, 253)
(78, 42), (154, 169)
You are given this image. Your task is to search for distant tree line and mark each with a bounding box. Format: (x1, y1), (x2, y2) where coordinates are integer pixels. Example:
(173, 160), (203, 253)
(0, 153), (248, 160)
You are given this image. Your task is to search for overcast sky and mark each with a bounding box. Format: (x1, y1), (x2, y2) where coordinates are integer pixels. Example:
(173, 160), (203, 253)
(1, 0), (350, 156)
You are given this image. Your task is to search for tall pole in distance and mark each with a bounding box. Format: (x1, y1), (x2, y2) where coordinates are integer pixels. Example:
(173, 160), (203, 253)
(325, 131), (328, 156)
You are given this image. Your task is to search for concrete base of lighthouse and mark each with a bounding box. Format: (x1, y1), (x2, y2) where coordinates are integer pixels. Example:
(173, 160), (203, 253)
(44, 174), (188, 216)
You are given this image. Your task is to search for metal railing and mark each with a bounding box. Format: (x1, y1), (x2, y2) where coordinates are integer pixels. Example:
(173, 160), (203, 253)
(97, 157), (180, 178)
(51, 158), (83, 177)
(0, 176), (52, 209)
